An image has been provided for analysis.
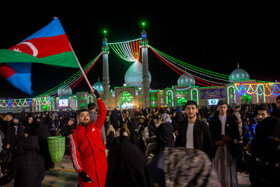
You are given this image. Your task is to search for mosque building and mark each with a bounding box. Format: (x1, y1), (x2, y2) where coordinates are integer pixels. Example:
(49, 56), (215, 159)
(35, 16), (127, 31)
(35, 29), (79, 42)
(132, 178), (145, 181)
(83, 62), (275, 110)
(1, 30), (279, 113)
(1, 52), (277, 113)
(0, 62), (277, 113)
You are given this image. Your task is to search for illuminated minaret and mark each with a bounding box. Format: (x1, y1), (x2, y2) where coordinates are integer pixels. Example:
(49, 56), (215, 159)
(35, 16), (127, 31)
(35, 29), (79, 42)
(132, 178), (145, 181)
(140, 22), (150, 108)
(101, 30), (110, 108)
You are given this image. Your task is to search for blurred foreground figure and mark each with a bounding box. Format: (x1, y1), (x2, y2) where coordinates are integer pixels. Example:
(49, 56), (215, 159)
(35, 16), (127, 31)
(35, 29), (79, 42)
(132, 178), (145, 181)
(106, 129), (152, 187)
(250, 117), (280, 187)
(0, 136), (45, 187)
(148, 147), (220, 187)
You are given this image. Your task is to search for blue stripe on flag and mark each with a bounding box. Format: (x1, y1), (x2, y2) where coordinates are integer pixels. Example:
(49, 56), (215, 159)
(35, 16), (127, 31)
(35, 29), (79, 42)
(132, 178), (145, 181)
(22, 18), (65, 42)
(6, 72), (33, 95)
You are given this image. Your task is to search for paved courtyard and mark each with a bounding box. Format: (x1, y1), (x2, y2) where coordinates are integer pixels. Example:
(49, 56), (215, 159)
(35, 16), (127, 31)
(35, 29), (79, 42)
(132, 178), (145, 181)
(40, 158), (251, 187)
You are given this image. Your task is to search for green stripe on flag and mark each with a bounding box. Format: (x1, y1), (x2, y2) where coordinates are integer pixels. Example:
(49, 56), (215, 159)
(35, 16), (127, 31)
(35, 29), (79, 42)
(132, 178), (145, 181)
(0, 49), (79, 68)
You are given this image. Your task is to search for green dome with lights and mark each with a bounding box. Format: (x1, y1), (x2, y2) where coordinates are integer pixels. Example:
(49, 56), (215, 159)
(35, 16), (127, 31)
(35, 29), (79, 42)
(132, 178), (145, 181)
(93, 80), (104, 93)
(125, 61), (151, 87)
(177, 73), (195, 86)
(229, 63), (250, 83)
(57, 86), (72, 98)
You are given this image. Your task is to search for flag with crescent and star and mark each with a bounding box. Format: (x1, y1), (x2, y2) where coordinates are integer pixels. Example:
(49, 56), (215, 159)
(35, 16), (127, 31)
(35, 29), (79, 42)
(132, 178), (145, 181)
(0, 17), (79, 95)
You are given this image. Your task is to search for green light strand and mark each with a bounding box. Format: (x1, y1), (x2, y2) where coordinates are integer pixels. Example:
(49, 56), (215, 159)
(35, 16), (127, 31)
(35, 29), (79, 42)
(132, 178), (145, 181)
(110, 44), (128, 61)
(150, 46), (230, 79)
(36, 62), (90, 97)
(108, 38), (141, 62)
(36, 53), (102, 97)
(109, 43), (134, 62)
(152, 46), (229, 79)
(153, 47), (228, 84)
(107, 38), (142, 45)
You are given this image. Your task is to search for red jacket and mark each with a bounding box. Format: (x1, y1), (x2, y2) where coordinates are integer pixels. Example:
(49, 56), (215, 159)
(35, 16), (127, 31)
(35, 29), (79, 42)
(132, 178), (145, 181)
(70, 98), (107, 187)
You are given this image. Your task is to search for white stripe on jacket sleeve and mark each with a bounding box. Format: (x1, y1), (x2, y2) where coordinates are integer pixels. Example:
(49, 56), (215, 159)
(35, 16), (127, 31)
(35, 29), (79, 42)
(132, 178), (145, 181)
(70, 134), (82, 172)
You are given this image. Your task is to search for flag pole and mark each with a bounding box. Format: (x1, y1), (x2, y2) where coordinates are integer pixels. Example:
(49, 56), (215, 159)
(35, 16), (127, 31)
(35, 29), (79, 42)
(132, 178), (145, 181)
(55, 17), (94, 91)
(69, 42), (94, 91)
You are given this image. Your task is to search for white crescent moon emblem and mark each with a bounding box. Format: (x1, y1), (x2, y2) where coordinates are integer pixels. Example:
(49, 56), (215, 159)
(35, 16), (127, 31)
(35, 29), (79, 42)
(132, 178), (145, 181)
(17, 42), (38, 57)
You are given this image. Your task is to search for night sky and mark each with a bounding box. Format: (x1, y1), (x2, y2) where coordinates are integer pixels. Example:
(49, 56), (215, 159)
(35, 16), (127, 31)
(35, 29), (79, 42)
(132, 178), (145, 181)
(0, 6), (278, 98)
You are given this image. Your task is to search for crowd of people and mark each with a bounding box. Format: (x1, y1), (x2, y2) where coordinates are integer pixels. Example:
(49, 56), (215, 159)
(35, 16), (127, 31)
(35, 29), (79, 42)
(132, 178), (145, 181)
(0, 92), (279, 187)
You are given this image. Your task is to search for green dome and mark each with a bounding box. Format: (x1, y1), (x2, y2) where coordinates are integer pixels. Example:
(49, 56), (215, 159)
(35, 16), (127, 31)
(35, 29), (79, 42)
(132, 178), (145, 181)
(57, 86), (72, 98)
(177, 73), (195, 86)
(93, 81), (104, 93)
(229, 66), (250, 83)
(124, 61), (151, 87)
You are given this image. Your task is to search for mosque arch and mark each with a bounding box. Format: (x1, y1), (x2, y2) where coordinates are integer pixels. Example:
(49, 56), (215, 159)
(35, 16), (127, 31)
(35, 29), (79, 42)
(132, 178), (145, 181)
(177, 97), (187, 107)
(118, 91), (133, 109)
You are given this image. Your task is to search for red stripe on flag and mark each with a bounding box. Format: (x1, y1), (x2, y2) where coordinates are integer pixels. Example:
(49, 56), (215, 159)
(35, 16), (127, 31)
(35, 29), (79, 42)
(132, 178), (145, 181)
(0, 64), (15, 79)
(9, 34), (72, 58)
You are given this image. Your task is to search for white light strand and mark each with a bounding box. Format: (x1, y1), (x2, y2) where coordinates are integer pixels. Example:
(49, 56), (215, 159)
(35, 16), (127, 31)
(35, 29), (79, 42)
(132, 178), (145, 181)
(107, 38), (142, 45)
(152, 48), (225, 85)
(155, 49), (229, 83)
(108, 38), (142, 62)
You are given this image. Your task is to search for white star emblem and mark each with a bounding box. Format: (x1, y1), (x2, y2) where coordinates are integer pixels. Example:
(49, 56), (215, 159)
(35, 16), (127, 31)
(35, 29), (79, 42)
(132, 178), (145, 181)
(13, 48), (22, 52)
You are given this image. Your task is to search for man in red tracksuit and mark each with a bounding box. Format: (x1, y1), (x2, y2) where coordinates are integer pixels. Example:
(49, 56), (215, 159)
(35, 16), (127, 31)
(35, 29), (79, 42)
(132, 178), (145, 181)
(70, 89), (107, 187)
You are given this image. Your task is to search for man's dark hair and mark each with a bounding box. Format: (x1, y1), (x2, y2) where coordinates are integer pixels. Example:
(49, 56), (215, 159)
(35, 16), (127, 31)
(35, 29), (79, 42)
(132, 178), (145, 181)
(276, 96), (280, 101)
(4, 112), (13, 116)
(185, 100), (198, 108)
(217, 100), (227, 106)
(235, 105), (241, 109)
(78, 109), (89, 116)
(257, 104), (271, 115)
(88, 103), (96, 111)
(69, 117), (76, 122)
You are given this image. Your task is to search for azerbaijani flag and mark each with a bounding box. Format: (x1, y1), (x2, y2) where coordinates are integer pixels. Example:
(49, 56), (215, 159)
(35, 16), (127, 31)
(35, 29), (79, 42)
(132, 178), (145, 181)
(0, 17), (79, 95)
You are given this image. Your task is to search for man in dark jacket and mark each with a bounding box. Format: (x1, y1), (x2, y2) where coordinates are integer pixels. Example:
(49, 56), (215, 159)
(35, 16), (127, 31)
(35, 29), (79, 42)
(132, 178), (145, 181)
(0, 135), (45, 187)
(209, 101), (239, 158)
(249, 117), (280, 187)
(209, 100), (239, 187)
(175, 101), (214, 160)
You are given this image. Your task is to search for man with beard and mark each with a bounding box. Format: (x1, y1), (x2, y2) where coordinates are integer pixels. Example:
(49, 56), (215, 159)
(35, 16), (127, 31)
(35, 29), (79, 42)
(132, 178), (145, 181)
(175, 101), (214, 160)
(256, 104), (271, 123)
(70, 89), (107, 187)
(245, 104), (271, 144)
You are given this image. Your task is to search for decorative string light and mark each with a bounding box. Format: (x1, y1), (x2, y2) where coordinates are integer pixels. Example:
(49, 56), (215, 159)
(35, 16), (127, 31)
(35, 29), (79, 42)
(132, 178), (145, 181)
(36, 53), (101, 97)
(150, 46), (230, 80)
(234, 82), (280, 96)
(108, 38), (142, 62)
(150, 46), (227, 86)
(150, 46), (218, 87)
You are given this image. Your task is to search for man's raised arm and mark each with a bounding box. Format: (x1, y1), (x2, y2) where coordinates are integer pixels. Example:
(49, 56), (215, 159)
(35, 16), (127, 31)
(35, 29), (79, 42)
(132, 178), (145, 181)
(90, 89), (107, 129)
